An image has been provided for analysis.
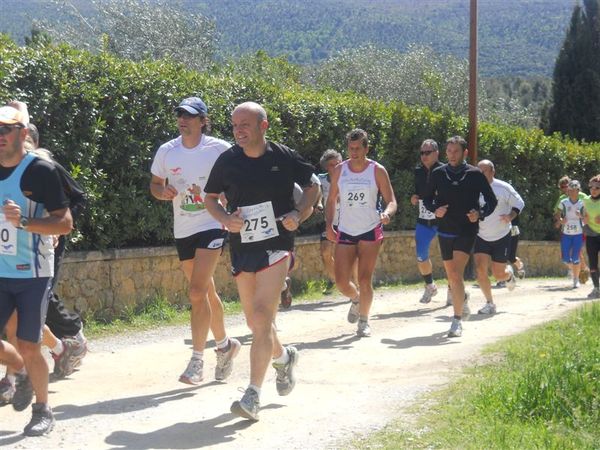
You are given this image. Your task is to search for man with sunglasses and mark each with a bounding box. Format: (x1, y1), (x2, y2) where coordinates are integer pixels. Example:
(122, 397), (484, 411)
(150, 97), (240, 386)
(423, 136), (497, 338)
(0, 106), (73, 436)
(410, 139), (445, 304)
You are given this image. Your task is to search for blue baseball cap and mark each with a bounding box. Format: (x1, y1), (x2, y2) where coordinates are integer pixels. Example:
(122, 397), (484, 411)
(174, 97), (208, 115)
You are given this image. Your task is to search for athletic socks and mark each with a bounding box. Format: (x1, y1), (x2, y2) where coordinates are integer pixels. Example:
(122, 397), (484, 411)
(216, 337), (230, 352)
(272, 346), (290, 366)
(248, 384), (261, 396)
(423, 273), (434, 285)
(453, 315), (462, 321)
(192, 350), (203, 361)
(51, 340), (64, 356)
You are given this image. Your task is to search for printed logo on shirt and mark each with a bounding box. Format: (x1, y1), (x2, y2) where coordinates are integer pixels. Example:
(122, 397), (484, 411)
(170, 167), (183, 175)
(16, 264), (31, 271)
(271, 166), (280, 172)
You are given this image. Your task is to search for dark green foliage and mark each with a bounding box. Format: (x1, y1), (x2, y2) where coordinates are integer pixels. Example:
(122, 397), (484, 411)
(0, 38), (598, 250)
(546, 0), (600, 141)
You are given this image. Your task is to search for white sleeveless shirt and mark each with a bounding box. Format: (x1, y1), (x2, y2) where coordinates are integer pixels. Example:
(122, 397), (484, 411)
(560, 197), (584, 235)
(337, 160), (381, 236)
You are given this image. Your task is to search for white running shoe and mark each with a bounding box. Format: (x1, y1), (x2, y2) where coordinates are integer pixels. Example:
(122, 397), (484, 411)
(273, 346), (299, 396)
(506, 265), (517, 292)
(573, 278), (580, 289)
(347, 300), (360, 323)
(230, 387), (260, 421)
(419, 283), (438, 304)
(356, 320), (371, 337)
(478, 302), (497, 315)
(215, 338), (241, 381)
(447, 318), (462, 338)
(179, 358), (204, 385)
(462, 292), (471, 320)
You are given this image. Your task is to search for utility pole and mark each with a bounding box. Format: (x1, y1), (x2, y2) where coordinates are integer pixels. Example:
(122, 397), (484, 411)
(468, 0), (478, 164)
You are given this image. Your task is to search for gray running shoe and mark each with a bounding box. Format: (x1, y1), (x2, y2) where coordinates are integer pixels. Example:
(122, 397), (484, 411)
(0, 377), (15, 406)
(446, 288), (453, 306)
(273, 346), (298, 396)
(12, 373), (33, 412)
(516, 261), (526, 279)
(356, 320), (371, 337)
(506, 266), (517, 291)
(347, 300), (360, 323)
(23, 403), (55, 437)
(179, 357), (204, 385)
(419, 283), (438, 304)
(230, 387), (260, 421)
(52, 338), (84, 379)
(215, 338), (241, 381)
(447, 318), (463, 338)
(588, 287), (600, 299)
(462, 292), (471, 320)
(478, 302), (497, 315)
(573, 278), (580, 289)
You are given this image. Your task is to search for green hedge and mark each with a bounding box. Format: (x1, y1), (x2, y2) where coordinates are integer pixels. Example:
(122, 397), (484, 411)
(1, 37), (598, 249)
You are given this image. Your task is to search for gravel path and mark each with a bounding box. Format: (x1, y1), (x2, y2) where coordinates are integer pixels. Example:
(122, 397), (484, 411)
(0, 278), (595, 449)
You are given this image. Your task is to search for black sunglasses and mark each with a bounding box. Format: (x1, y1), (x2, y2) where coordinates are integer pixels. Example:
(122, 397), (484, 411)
(420, 150), (436, 156)
(0, 124), (23, 136)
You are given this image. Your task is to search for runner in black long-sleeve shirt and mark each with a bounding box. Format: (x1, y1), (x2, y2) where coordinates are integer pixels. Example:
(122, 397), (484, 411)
(423, 136), (497, 338)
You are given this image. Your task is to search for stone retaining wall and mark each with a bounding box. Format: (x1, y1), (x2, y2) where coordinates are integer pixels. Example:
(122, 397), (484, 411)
(55, 231), (564, 317)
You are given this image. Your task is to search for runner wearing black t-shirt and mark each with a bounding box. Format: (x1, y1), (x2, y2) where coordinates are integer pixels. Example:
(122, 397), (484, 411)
(204, 102), (318, 421)
(423, 136), (497, 338)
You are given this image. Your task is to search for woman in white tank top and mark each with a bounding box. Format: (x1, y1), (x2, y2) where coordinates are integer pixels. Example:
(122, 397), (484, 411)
(324, 129), (397, 338)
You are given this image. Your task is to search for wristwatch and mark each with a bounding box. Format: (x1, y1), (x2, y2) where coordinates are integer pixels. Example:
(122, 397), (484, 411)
(18, 215), (30, 229)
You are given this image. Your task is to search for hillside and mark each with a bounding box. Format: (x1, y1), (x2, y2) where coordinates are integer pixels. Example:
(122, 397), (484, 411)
(1, 0), (574, 76)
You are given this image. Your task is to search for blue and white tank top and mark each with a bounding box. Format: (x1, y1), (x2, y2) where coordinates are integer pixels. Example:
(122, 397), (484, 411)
(560, 197), (584, 236)
(0, 153), (54, 278)
(337, 160), (381, 236)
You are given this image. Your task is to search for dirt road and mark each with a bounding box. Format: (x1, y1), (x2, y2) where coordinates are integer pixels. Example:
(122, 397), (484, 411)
(0, 278), (595, 449)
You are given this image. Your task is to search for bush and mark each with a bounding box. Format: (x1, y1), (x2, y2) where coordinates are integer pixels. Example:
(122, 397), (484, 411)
(1, 37), (598, 249)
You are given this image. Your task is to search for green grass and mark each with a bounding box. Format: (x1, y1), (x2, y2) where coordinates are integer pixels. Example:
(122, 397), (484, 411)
(352, 301), (600, 450)
(82, 278), (337, 339)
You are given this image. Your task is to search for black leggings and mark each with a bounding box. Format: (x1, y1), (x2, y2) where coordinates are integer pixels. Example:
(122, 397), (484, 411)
(586, 235), (600, 272)
(45, 236), (83, 339)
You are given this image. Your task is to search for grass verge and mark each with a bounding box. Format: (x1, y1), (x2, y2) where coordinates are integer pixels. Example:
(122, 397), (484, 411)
(352, 301), (600, 450)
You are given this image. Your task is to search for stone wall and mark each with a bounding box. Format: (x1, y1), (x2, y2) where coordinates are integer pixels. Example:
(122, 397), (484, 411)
(55, 231), (564, 317)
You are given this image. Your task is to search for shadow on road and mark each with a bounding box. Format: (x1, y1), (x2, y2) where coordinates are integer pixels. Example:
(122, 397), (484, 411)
(381, 331), (457, 349)
(371, 305), (447, 321)
(292, 332), (360, 351)
(104, 406), (283, 449)
(53, 385), (216, 420)
(283, 298), (348, 313)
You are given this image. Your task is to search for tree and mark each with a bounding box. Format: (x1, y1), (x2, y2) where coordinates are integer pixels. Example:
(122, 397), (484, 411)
(545, 0), (600, 141)
(34, 0), (217, 71)
(310, 44), (535, 127)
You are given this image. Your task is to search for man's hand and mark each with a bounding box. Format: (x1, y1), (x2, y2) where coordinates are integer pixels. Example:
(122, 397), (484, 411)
(2, 200), (22, 228)
(225, 208), (244, 233)
(161, 184), (178, 201)
(467, 209), (480, 223)
(410, 194), (419, 206)
(434, 205), (448, 218)
(281, 210), (301, 231)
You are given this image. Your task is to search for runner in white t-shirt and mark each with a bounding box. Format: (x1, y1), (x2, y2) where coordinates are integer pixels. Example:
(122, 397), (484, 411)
(474, 160), (524, 314)
(150, 97), (240, 385)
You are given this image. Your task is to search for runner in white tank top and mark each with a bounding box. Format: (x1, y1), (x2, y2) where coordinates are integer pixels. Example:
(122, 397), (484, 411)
(325, 129), (397, 338)
(337, 159), (381, 236)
